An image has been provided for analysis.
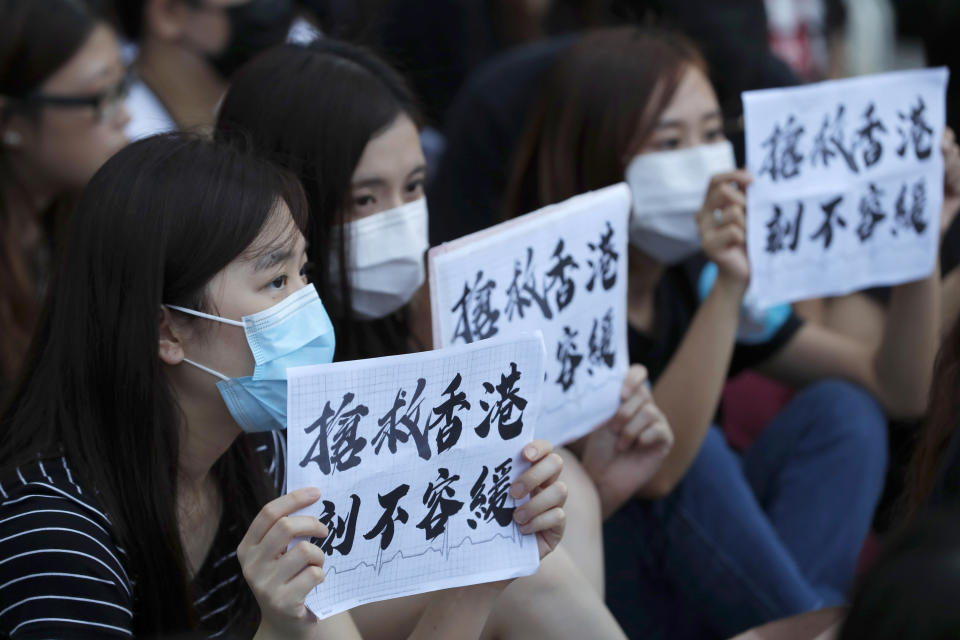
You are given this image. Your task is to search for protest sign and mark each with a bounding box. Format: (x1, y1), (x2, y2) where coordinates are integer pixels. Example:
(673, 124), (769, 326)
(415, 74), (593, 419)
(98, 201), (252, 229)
(429, 184), (630, 445)
(743, 68), (949, 308)
(286, 334), (545, 619)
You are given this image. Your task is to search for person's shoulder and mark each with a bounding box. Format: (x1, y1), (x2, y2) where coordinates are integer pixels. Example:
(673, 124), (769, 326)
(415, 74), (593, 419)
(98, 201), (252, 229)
(0, 457), (134, 637)
(446, 34), (577, 127)
(461, 35), (577, 100)
(0, 456), (123, 569)
(1, 456), (113, 521)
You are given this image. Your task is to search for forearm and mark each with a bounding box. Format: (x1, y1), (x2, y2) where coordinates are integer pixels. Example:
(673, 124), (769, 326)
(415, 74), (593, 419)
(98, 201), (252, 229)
(407, 582), (507, 640)
(875, 264), (940, 417)
(642, 276), (742, 497)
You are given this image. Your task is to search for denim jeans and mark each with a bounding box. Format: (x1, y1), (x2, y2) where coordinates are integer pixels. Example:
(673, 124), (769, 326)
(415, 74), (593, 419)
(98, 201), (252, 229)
(603, 380), (888, 639)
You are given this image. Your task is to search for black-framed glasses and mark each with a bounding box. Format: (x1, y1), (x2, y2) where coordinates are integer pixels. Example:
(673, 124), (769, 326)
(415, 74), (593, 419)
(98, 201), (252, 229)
(18, 68), (134, 124)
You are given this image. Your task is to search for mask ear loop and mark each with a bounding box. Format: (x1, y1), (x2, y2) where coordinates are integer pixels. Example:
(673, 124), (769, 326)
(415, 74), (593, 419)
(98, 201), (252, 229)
(181, 357), (231, 382)
(166, 304), (245, 327)
(165, 304), (243, 381)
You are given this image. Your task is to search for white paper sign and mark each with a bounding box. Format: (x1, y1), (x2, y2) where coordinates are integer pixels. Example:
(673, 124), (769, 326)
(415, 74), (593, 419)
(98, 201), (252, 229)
(286, 334), (545, 619)
(743, 68), (949, 308)
(429, 184), (630, 446)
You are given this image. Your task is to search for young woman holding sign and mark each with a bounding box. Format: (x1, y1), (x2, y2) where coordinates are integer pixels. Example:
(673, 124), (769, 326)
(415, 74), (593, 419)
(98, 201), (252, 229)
(0, 0), (130, 392)
(504, 26), (948, 639)
(215, 39), (671, 640)
(0, 133), (567, 638)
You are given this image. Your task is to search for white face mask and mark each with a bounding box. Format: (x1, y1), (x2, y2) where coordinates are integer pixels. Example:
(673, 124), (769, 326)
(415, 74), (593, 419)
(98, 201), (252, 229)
(625, 140), (736, 264)
(337, 197), (429, 320)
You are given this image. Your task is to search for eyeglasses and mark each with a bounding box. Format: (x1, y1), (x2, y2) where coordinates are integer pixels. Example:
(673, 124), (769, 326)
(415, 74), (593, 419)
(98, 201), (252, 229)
(18, 68), (134, 124)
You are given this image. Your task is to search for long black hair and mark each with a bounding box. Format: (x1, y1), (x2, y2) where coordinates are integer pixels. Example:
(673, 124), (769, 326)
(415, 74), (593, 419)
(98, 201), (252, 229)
(840, 510), (960, 639)
(0, 0), (101, 387)
(215, 39), (422, 360)
(0, 133), (308, 635)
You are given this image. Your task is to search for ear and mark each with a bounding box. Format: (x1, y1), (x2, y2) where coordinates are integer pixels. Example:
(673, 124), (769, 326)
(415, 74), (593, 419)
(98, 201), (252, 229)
(158, 306), (186, 365)
(145, 0), (191, 40)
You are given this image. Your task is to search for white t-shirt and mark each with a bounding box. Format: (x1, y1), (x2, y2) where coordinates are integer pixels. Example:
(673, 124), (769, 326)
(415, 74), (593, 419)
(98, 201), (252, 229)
(124, 79), (176, 141)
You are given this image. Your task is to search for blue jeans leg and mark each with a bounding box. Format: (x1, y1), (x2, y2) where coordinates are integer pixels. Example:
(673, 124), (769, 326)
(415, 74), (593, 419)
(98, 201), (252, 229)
(603, 380), (888, 639)
(605, 427), (821, 639)
(742, 379), (888, 603)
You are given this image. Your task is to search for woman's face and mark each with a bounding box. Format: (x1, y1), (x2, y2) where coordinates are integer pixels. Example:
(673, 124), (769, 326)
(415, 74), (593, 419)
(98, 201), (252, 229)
(6, 23), (129, 194)
(637, 65), (725, 155)
(347, 113), (426, 222)
(176, 203), (310, 381)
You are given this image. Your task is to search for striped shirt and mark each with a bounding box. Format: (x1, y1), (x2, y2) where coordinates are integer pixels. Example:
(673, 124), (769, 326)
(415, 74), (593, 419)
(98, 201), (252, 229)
(0, 432), (286, 638)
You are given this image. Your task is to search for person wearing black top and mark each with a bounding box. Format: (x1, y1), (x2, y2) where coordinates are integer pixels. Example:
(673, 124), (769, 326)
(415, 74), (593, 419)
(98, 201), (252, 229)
(505, 27), (944, 639)
(215, 39), (660, 640)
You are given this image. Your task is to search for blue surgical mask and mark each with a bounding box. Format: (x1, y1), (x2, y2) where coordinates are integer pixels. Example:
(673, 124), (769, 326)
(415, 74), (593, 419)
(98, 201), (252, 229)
(167, 286), (336, 432)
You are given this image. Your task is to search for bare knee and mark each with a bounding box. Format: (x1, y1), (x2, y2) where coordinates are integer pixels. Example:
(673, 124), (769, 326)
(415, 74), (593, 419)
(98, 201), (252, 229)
(555, 447), (605, 593)
(557, 447), (603, 523)
(352, 592), (431, 640)
(484, 546), (625, 640)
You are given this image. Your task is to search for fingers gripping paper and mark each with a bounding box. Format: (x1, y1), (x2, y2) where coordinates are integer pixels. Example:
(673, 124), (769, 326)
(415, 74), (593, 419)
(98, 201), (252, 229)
(429, 184), (631, 446)
(743, 68), (949, 308)
(286, 334), (545, 619)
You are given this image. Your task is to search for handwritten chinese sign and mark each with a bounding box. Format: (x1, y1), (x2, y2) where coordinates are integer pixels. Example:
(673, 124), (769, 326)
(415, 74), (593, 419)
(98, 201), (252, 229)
(286, 334), (545, 619)
(429, 184), (630, 446)
(744, 68), (949, 308)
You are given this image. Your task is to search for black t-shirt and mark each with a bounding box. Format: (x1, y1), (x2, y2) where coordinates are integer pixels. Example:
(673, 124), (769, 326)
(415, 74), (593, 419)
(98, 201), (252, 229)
(428, 36), (575, 246)
(377, 0), (501, 127)
(628, 255), (804, 384)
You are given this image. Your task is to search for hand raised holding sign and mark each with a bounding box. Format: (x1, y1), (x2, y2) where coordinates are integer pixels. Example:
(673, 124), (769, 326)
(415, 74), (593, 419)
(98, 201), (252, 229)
(510, 439), (567, 560)
(239, 487), (330, 640)
(696, 170), (754, 288)
(611, 365), (674, 454)
(743, 68), (948, 308)
(581, 365), (674, 517)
